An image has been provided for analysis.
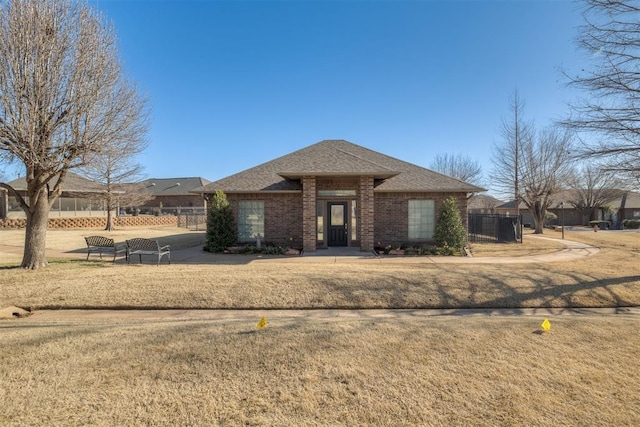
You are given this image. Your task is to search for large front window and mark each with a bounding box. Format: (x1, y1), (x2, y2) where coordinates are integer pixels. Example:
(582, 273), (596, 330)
(238, 200), (264, 240)
(408, 200), (435, 239)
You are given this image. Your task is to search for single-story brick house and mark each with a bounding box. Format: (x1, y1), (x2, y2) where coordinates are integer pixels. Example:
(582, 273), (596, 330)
(0, 172), (108, 219)
(137, 177), (210, 214)
(496, 189), (640, 228)
(192, 140), (484, 252)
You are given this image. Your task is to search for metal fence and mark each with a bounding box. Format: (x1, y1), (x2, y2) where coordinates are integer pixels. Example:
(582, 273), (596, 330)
(177, 212), (207, 231)
(468, 213), (522, 243)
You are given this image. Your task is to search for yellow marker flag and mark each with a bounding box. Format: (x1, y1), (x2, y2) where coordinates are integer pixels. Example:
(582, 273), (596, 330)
(541, 318), (551, 332)
(257, 316), (268, 329)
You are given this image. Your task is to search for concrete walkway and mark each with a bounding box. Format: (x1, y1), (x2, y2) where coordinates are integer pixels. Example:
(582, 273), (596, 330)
(11, 306), (639, 323)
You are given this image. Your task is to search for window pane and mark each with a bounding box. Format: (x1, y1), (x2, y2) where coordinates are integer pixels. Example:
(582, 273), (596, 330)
(317, 203), (324, 241)
(351, 201), (357, 241)
(408, 200), (435, 239)
(331, 205), (344, 226)
(238, 201), (264, 240)
(317, 190), (356, 197)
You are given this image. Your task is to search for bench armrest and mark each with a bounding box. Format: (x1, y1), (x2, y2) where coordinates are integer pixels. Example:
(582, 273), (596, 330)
(160, 245), (171, 251)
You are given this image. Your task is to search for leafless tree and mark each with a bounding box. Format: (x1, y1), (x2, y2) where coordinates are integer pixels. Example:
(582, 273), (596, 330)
(565, 164), (624, 225)
(490, 90), (534, 221)
(563, 0), (640, 180)
(492, 93), (574, 233)
(0, 0), (148, 269)
(77, 139), (152, 231)
(520, 129), (575, 233)
(429, 153), (483, 186)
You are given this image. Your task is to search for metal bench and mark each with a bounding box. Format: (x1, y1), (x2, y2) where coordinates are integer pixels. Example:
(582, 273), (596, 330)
(126, 238), (171, 265)
(84, 236), (126, 262)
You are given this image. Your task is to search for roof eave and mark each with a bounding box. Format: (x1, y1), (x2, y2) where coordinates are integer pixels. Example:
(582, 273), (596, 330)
(190, 189), (302, 194)
(278, 171), (399, 180)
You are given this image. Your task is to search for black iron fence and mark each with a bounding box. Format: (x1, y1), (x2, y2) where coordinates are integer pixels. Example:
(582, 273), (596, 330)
(177, 212), (207, 231)
(468, 213), (522, 243)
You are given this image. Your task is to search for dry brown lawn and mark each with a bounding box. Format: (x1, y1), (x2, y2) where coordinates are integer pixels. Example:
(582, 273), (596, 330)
(2, 311), (639, 426)
(1, 226), (639, 425)
(1, 227), (639, 310)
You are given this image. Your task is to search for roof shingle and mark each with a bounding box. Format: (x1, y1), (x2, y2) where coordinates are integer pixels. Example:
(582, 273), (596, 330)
(193, 140), (485, 193)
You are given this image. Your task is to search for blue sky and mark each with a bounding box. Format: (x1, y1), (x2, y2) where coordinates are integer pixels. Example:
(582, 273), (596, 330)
(87, 0), (588, 189)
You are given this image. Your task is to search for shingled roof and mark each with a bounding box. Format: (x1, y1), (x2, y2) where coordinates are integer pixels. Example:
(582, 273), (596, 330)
(139, 177), (211, 196)
(193, 140), (485, 194)
(2, 172), (106, 193)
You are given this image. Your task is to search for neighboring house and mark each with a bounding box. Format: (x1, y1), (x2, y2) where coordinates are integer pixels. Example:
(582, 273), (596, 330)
(468, 194), (503, 214)
(191, 140), (484, 252)
(0, 172), (108, 219)
(496, 189), (640, 227)
(611, 191), (640, 224)
(137, 177), (210, 213)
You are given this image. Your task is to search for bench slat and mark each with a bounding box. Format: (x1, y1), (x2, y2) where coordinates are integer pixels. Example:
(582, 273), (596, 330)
(126, 238), (170, 265)
(85, 236), (125, 262)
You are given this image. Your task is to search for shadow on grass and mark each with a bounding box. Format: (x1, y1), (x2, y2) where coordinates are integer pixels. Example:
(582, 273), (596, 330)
(308, 269), (640, 311)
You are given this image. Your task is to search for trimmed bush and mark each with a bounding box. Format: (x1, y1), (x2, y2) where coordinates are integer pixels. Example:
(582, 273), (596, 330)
(623, 219), (640, 229)
(205, 190), (237, 253)
(434, 196), (466, 249)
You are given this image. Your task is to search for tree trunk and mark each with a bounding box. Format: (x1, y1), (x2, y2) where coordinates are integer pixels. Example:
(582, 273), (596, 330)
(104, 209), (115, 231)
(531, 201), (545, 234)
(22, 191), (50, 270)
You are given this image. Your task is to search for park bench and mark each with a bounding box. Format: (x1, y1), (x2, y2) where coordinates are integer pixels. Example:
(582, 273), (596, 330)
(126, 238), (171, 265)
(84, 236), (126, 262)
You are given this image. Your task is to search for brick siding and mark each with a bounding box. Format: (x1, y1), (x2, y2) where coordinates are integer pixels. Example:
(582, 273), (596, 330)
(224, 188), (469, 251)
(227, 193), (303, 248)
(359, 176), (374, 251)
(302, 177), (317, 252)
(374, 192), (468, 246)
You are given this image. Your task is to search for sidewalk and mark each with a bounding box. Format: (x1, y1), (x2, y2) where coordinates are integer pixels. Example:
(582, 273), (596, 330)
(10, 306), (639, 323)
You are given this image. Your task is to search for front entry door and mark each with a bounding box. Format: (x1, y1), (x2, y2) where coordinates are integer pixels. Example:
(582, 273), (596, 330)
(328, 202), (348, 246)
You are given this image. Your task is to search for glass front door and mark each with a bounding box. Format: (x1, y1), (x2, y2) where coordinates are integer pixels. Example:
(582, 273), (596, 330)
(328, 202), (348, 246)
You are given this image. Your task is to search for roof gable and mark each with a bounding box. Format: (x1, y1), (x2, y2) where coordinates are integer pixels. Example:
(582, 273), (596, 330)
(194, 140), (484, 193)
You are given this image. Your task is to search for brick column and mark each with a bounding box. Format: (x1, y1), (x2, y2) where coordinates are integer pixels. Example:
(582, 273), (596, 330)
(302, 176), (317, 253)
(359, 175), (374, 251)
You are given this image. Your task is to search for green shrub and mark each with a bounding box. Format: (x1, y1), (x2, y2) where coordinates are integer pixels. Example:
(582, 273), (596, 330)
(204, 190), (237, 253)
(434, 196), (466, 249)
(226, 245), (285, 255)
(623, 219), (640, 229)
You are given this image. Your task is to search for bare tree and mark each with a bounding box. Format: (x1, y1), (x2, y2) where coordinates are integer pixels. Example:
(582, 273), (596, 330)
(565, 164), (624, 225)
(429, 153), (483, 186)
(563, 0), (640, 179)
(519, 129), (575, 233)
(492, 93), (574, 233)
(0, 0), (148, 269)
(77, 139), (152, 231)
(491, 90), (534, 221)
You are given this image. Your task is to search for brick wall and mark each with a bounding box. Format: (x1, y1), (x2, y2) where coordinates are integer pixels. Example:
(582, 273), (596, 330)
(374, 192), (468, 246)
(227, 193), (303, 248)
(0, 215), (178, 229)
(223, 189), (469, 250)
(316, 177), (359, 191)
(302, 177), (317, 252)
(359, 176), (374, 251)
